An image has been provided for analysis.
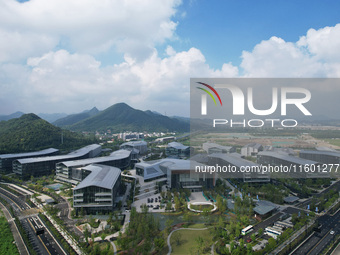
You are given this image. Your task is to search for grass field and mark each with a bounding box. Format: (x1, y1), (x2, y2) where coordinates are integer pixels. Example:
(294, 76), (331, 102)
(324, 139), (340, 147)
(170, 228), (212, 255)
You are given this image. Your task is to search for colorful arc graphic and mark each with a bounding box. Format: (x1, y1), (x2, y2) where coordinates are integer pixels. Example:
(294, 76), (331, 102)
(196, 82), (223, 106)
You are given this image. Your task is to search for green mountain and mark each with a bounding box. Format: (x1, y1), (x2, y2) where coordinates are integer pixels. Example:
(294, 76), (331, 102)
(0, 111), (25, 121)
(53, 107), (99, 127)
(0, 114), (96, 154)
(66, 103), (189, 132)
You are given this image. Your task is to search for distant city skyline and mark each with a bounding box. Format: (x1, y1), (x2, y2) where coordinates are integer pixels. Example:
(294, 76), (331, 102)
(1, 0), (340, 117)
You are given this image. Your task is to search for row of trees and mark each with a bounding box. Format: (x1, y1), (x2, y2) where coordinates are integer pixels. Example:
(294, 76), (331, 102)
(0, 216), (19, 255)
(117, 206), (165, 254)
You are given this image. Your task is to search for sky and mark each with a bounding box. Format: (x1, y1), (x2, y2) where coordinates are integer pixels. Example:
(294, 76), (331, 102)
(1, 0), (340, 117)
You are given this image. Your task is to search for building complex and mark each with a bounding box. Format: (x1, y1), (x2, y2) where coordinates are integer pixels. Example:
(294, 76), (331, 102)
(202, 142), (236, 154)
(165, 142), (191, 158)
(135, 159), (214, 191)
(208, 153), (271, 183)
(56, 149), (131, 184)
(13, 144), (101, 179)
(0, 148), (59, 174)
(73, 164), (121, 214)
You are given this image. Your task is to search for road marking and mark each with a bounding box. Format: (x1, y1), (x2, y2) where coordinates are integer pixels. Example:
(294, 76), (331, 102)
(307, 230), (331, 255)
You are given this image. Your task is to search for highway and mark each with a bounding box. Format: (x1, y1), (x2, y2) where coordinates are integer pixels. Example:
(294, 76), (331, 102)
(27, 215), (66, 255)
(292, 209), (340, 255)
(0, 186), (67, 255)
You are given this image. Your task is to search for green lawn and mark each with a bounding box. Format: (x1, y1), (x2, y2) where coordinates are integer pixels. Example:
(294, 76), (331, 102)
(324, 139), (340, 147)
(170, 228), (212, 255)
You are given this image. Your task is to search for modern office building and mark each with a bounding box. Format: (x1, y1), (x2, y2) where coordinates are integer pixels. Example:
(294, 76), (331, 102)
(202, 142), (236, 154)
(208, 153), (270, 182)
(257, 151), (323, 178)
(119, 141), (147, 156)
(0, 148), (59, 174)
(13, 144), (101, 179)
(299, 150), (340, 164)
(56, 149), (131, 183)
(135, 159), (215, 191)
(165, 142), (191, 158)
(241, 143), (263, 157)
(73, 164), (121, 214)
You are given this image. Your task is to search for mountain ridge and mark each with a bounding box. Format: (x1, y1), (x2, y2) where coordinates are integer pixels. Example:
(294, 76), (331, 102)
(61, 103), (189, 132)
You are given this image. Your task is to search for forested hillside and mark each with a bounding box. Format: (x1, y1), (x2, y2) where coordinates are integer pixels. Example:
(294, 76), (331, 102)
(0, 114), (96, 154)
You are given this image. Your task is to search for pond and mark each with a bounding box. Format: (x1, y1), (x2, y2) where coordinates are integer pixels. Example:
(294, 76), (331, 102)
(151, 212), (231, 230)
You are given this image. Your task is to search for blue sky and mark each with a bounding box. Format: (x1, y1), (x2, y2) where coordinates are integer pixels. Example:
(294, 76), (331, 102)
(1, 0), (340, 117)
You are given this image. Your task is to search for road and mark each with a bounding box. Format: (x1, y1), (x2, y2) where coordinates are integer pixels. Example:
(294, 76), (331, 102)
(27, 215), (66, 255)
(292, 209), (340, 255)
(0, 187), (67, 255)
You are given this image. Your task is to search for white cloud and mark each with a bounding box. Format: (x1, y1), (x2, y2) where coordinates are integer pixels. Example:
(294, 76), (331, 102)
(241, 24), (340, 77)
(2, 47), (237, 116)
(0, 0), (180, 62)
(1, 1), (340, 118)
(297, 24), (340, 62)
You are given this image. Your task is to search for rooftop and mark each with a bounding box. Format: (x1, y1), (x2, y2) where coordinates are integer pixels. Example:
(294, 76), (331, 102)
(167, 142), (189, 150)
(0, 148), (59, 159)
(74, 164), (121, 190)
(244, 143), (262, 149)
(120, 141), (147, 147)
(203, 142), (234, 151)
(15, 144), (101, 164)
(254, 205), (276, 215)
(258, 151), (318, 165)
(58, 149), (131, 168)
(300, 149), (340, 157)
(209, 153), (259, 168)
(284, 196), (300, 203)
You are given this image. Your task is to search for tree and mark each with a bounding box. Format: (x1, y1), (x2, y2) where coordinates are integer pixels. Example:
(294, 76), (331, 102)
(173, 231), (182, 246)
(268, 237), (276, 250)
(258, 228), (264, 236)
(174, 196), (181, 211)
(84, 227), (90, 243)
(195, 236), (204, 253)
(166, 201), (172, 211)
(167, 190), (172, 200)
(80, 206), (85, 217)
(165, 218), (174, 233)
(184, 213), (192, 223)
(155, 237), (165, 251)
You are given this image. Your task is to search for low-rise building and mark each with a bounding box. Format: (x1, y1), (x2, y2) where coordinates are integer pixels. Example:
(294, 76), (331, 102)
(241, 143), (263, 157)
(13, 144), (101, 179)
(257, 151), (324, 178)
(56, 149), (131, 183)
(165, 142), (191, 158)
(202, 142), (236, 154)
(0, 148), (59, 174)
(208, 153), (270, 183)
(135, 159), (215, 191)
(299, 149), (340, 164)
(120, 141), (147, 156)
(73, 164), (121, 214)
